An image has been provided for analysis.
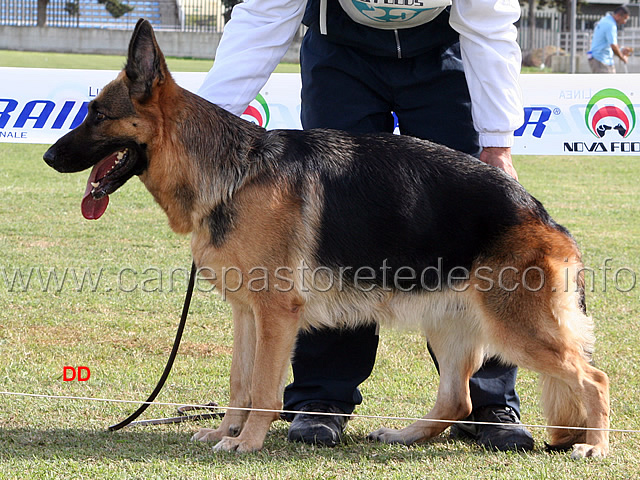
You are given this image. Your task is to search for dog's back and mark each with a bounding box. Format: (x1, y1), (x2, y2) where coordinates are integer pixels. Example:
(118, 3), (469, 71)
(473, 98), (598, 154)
(249, 128), (562, 285)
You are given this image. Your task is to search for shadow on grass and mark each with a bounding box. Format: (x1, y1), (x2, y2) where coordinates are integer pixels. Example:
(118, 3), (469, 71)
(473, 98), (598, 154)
(0, 425), (544, 465)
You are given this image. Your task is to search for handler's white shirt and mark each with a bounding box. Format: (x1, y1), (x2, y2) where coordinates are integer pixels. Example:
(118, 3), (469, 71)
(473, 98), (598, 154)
(197, 0), (523, 148)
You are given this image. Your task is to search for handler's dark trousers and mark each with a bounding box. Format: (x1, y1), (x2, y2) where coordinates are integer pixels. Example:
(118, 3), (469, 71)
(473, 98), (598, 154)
(283, 29), (521, 417)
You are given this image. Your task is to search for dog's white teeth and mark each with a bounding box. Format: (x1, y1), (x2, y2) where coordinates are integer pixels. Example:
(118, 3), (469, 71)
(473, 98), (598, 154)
(91, 182), (100, 188)
(114, 149), (127, 165)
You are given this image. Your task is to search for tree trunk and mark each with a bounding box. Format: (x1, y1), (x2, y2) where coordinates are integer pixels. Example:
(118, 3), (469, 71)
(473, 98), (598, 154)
(37, 0), (49, 27)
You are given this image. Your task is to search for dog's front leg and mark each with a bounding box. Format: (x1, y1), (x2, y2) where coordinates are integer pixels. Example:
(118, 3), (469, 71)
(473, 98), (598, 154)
(192, 302), (255, 443)
(213, 299), (301, 453)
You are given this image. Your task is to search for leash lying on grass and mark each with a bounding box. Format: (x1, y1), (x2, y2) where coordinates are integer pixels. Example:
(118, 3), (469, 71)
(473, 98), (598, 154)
(124, 402), (225, 427)
(107, 261), (220, 430)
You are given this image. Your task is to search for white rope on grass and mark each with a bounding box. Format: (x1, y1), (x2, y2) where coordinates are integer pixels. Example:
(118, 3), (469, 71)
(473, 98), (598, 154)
(1, 390), (639, 434)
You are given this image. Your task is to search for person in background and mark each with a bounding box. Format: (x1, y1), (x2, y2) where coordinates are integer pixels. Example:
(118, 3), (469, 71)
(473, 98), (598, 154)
(197, 0), (534, 452)
(588, 5), (631, 73)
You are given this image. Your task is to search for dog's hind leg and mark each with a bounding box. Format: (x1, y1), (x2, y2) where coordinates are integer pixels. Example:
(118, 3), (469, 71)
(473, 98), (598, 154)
(369, 305), (485, 445)
(192, 302), (256, 443)
(537, 345), (609, 458)
(479, 264), (610, 458)
(542, 288), (609, 459)
(524, 343), (609, 458)
(213, 297), (301, 452)
(471, 222), (611, 458)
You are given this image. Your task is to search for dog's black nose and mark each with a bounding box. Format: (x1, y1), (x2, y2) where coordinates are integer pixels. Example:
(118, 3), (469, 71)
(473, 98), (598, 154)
(43, 146), (56, 168)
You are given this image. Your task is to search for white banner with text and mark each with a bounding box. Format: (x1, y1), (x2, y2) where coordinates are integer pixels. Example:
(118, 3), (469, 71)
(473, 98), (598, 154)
(2, 67), (640, 155)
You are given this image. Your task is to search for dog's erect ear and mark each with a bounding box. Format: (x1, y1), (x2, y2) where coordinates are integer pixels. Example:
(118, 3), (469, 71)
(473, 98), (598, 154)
(125, 18), (169, 100)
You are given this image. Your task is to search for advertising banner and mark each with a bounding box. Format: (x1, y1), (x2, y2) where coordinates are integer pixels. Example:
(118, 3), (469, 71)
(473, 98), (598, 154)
(516, 74), (640, 155)
(2, 66), (640, 155)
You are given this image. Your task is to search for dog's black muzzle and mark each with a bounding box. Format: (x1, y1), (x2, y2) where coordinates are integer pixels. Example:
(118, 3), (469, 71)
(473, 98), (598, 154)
(43, 145), (59, 170)
(43, 133), (92, 173)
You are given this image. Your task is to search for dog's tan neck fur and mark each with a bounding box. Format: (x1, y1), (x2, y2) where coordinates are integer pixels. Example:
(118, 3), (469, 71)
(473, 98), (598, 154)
(139, 83), (267, 235)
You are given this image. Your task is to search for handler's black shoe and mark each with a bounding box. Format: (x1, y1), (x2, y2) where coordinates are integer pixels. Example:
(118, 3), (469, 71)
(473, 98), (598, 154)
(450, 406), (534, 452)
(287, 403), (348, 447)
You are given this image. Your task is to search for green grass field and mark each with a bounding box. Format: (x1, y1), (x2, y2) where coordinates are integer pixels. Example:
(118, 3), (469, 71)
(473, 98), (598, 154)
(0, 52), (639, 479)
(0, 49), (301, 73)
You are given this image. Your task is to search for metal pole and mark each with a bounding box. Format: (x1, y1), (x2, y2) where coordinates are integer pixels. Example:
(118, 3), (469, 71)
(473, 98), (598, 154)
(570, 0), (577, 73)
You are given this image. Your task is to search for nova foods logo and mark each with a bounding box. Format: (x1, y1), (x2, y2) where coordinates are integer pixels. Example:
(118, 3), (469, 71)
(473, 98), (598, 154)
(241, 94), (270, 128)
(565, 87), (640, 152)
(585, 88), (635, 138)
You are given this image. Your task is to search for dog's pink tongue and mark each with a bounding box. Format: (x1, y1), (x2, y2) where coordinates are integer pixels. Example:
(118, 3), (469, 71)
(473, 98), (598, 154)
(81, 188), (109, 220)
(81, 155), (116, 220)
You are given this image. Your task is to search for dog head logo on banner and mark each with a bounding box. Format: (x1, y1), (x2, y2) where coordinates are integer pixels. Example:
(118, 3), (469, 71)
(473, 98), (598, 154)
(585, 88), (636, 139)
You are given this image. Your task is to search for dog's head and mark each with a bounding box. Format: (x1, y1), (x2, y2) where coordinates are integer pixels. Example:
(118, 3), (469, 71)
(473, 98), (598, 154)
(43, 18), (170, 220)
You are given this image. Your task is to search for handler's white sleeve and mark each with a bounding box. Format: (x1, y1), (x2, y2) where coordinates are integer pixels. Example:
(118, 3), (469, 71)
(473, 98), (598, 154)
(450, 0), (523, 148)
(197, 0), (306, 116)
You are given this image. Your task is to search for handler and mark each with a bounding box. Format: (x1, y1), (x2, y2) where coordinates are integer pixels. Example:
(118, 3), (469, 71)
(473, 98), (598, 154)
(197, 0), (533, 451)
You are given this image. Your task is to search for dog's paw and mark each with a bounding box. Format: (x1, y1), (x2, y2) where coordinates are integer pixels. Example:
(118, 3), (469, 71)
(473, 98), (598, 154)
(367, 427), (411, 445)
(191, 427), (225, 443)
(212, 435), (262, 453)
(570, 443), (608, 459)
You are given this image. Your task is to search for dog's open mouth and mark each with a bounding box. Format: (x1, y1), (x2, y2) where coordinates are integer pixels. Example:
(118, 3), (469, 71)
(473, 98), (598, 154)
(82, 148), (137, 220)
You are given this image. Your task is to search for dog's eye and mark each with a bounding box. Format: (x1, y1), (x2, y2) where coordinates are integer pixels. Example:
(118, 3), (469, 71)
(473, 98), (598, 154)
(96, 112), (106, 121)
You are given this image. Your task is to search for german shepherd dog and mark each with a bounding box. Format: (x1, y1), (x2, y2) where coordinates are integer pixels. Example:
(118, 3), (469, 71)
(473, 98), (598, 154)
(44, 19), (609, 457)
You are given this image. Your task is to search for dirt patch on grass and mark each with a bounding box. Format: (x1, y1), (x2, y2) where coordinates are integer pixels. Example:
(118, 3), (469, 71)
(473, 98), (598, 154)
(18, 324), (231, 359)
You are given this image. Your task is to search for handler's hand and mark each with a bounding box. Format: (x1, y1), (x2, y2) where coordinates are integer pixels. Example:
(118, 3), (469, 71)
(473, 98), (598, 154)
(479, 147), (519, 181)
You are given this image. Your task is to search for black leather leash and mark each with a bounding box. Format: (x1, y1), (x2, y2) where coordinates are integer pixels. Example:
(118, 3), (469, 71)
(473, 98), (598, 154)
(119, 402), (224, 427)
(108, 261), (224, 431)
